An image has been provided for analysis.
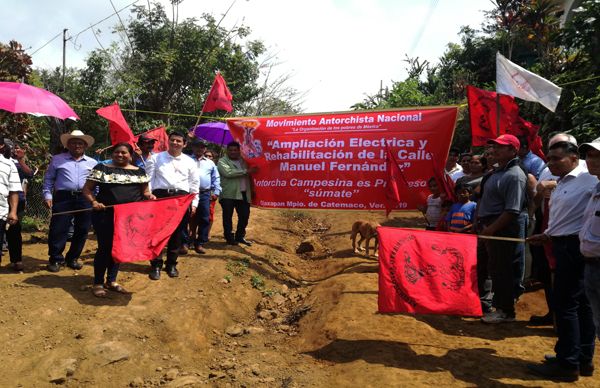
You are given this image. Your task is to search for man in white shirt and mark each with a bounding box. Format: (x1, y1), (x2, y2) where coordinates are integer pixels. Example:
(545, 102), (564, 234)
(0, 137), (22, 271)
(578, 138), (600, 344)
(527, 140), (598, 382)
(145, 132), (200, 280)
(445, 147), (464, 181)
(529, 133), (581, 326)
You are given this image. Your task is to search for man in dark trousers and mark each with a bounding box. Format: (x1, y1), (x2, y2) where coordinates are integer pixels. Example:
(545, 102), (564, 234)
(527, 140), (598, 381)
(217, 141), (257, 246)
(145, 131), (199, 280)
(477, 134), (527, 324)
(43, 130), (97, 272)
(0, 137), (22, 270)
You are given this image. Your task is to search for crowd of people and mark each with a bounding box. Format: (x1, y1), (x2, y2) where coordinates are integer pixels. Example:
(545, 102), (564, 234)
(0, 128), (599, 382)
(421, 132), (600, 382)
(0, 129), (256, 292)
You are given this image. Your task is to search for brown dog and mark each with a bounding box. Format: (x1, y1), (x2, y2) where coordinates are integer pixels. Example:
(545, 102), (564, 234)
(351, 221), (380, 257)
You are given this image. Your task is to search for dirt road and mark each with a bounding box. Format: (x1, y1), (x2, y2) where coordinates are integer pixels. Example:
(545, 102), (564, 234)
(0, 207), (597, 387)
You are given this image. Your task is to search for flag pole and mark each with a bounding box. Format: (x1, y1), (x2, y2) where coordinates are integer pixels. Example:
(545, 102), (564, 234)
(495, 93), (501, 137)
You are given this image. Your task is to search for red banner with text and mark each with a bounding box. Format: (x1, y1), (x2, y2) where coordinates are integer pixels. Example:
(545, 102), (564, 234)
(226, 107), (457, 211)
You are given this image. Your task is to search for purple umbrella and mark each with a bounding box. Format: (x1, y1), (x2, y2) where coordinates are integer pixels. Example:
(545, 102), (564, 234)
(191, 122), (233, 146)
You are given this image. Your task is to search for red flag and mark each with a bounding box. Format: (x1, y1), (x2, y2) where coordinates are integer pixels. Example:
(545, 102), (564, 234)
(202, 73), (233, 113)
(96, 102), (136, 146)
(134, 126), (169, 153)
(510, 117), (546, 161)
(384, 147), (403, 216)
(378, 227), (482, 316)
(431, 156), (456, 203)
(112, 194), (195, 263)
(467, 85), (545, 160)
(466, 85), (520, 146)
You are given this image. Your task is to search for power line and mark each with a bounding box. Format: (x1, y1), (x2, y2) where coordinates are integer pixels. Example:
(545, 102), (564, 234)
(71, 0), (140, 44)
(29, 0), (140, 56)
(29, 31), (64, 56)
(109, 0), (135, 53)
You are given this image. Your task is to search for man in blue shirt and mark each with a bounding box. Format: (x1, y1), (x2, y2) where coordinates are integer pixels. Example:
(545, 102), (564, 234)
(518, 136), (545, 179)
(134, 134), (157, 168)
(190, 138), (221, 254)
(43, 130), (97, 272)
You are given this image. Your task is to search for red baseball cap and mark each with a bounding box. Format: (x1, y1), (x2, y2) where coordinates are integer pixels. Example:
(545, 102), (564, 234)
(487, 134), (520, 150)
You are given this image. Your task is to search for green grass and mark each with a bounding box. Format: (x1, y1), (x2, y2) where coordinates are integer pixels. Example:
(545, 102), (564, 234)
(20, 216), (46, 232)
(250, 275), (265, 290)
(225, 258), (250, 276)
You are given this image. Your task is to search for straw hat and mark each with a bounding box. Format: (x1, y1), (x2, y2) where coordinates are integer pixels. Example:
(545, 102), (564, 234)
(60, 130), (95, 148)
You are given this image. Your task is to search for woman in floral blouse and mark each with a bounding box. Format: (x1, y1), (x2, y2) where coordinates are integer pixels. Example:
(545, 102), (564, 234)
(82, 142), (155, 297)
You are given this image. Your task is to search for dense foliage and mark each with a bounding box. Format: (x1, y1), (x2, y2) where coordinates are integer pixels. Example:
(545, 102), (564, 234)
(353, 0), (600, 151)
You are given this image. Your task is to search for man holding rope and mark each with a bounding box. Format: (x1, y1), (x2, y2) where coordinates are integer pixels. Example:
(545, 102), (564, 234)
(477, 134), (527, 324)
(145, 131), (199, 280)
(43, 130), (97, 273)
(527, 140), (598, 381)
(0, 137), (22, 271)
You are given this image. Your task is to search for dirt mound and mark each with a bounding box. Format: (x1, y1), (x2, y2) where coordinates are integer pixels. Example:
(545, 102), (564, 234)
(0, 207), (598, 387)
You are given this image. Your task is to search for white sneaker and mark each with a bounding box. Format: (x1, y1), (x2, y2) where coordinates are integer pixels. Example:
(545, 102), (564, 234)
(481, 309), (515, 324)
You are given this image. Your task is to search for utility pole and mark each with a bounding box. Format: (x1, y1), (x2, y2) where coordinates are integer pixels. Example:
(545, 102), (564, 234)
(61, 28), (68, 92)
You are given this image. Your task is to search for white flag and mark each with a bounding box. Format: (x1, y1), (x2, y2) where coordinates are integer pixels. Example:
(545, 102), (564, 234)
(496, 52), (562, 112)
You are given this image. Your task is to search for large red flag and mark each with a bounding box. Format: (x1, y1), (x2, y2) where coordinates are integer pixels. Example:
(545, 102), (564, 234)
(96, 102), (136, 146)
(378, 227), (482, 316)
(384, 147), (403, 216)
(134, 126), (169, 153)
(112, 194), (195, 263)
(467, 85), (545, 159)
(202, 73), (233, 113)
(466, 85), (520, 146)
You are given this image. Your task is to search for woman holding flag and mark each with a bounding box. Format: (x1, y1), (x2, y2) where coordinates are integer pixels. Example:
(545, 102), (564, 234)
(82, 142), (155, 297)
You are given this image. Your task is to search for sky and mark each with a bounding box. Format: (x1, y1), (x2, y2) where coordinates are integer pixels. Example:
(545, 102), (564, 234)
(1, 0), (493, 114)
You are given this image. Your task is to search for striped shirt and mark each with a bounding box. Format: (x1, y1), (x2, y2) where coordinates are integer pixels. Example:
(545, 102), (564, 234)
(0, 154), (23, 218)
(446, 201), (477, 233)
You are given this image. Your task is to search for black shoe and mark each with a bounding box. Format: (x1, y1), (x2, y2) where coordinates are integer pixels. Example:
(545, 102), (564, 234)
(528, 362), (579, 382)
(226, 240), (239, 246)
(47, 262), (62, 273)
(529, 313), (553, 326)
(66, 260), (83, 270)
(544, 355), (594, 377)
(166, 265), (179, 278)
(149, 267), (161, 281)
(235, 238), (252, 246)
(580, 363), (595, 377)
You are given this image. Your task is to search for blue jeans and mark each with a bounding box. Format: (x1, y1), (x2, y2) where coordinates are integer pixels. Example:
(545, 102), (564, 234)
(552, 236), (595, 369)
(194, 191), (211, 246)
(47, 192), (92, 264)
(92, 210), (119, 285)
(584, 261), (600, 340)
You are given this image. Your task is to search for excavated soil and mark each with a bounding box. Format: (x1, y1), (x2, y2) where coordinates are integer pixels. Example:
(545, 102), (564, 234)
(0, 207), (598, 387)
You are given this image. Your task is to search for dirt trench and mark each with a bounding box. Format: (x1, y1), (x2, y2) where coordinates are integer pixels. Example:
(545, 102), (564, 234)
(0, 208), (597, 387)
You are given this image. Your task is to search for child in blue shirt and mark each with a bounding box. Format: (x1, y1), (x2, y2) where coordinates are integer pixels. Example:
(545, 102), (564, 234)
(445, 184), (477, 233)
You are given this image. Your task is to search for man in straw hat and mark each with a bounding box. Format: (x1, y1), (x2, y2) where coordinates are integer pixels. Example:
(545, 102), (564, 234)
(43, 130), (98, 273)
